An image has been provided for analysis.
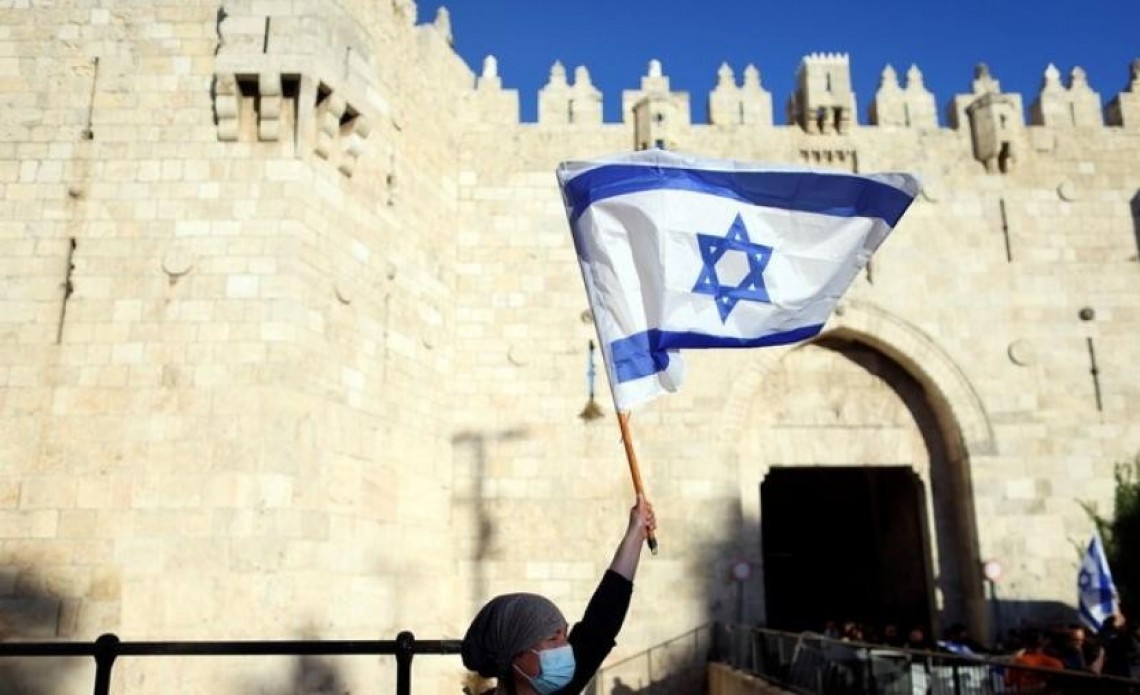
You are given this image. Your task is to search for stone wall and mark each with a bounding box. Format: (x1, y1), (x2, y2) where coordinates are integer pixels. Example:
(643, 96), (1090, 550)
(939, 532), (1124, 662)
(1, 0), (471, 690)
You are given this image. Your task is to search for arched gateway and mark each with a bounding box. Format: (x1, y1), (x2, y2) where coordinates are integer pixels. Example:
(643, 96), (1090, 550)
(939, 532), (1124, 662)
(727, 301), (993, 639)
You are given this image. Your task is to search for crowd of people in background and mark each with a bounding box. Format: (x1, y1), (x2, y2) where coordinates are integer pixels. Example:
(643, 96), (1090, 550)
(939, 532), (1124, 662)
(817, 612), (1140, 686)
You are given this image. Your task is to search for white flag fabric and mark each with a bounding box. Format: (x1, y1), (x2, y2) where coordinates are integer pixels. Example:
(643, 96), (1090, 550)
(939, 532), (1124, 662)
(1077, 530), (1118, 630)
(556, 150), (920, 412)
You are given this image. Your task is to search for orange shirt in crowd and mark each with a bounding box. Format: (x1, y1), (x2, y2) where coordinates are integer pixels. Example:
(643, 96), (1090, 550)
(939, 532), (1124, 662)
(1006, 651), (1064, 690)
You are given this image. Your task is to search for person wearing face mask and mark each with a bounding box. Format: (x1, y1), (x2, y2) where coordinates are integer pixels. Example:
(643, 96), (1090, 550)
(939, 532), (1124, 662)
(461, 495), (656, 694)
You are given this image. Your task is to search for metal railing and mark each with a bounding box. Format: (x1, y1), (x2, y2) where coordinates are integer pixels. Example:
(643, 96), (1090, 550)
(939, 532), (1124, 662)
(588, 623), (714, 694)
(712, 624), (1140, 695)
(0, 631), (463, 695)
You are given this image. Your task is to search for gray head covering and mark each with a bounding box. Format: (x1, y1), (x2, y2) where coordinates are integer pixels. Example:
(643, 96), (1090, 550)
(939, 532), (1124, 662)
(461, 593), (567, 678)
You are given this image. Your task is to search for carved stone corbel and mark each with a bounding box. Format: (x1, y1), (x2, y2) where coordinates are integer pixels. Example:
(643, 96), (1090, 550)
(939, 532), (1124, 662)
(214, 73), (241, 142)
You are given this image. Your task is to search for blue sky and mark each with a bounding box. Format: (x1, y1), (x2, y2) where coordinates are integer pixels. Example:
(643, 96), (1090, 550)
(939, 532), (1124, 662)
(416, 1), (1139, 126)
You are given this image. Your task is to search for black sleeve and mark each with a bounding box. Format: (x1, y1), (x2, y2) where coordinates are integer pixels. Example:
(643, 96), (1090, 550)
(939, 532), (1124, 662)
(561, 570), (633, 693)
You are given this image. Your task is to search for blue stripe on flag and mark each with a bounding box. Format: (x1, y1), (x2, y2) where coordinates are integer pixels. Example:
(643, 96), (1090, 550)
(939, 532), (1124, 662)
(1079, 603), (1102, 631)
(564, 165), (915, 227)
(1078, 533), (1118, 631)
(1094, 537), (1115, 610)
(610, 324), (825, 383)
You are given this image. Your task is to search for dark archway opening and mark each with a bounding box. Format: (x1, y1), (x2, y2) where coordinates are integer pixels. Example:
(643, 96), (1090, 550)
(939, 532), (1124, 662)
(761, 466), (933, 637)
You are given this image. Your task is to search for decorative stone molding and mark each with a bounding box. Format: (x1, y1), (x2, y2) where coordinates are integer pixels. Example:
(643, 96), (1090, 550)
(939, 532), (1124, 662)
(338, 116), (371, 177)
(314, 92), (347, 160)
(162, 246), (194, 277)
(214, 73), (241, 142)
(920, 179), (941, 203)
(966, 91), (1021, 174)
(722, 299), (997, 456)
(799, 148), (858, 172)
(507, 345), (528, 366)
(212, 70), (374, 176)
(1007, 340), (1034, 366)
(258, 72), (283, 141)
(334, 280), (352, 305)
(212, 4), (380, 176)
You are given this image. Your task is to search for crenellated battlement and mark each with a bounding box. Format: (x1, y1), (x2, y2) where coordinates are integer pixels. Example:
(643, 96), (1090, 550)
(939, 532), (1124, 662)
(535, 61), (602, 126)
(460, 53), (1140, 173)
(1106, 58), (1140, 127)
(708, 63), (773, 128)
(467, 53), (1140, 134)
(199, 1), (1139, 178)
(869, 65), (938, 129)
(1030, 64), (1103, 128)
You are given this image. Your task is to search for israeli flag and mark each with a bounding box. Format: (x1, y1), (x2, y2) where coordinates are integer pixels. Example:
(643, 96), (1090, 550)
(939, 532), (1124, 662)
(1077, 530), (1118, 631)
(557, 150), (919, 411)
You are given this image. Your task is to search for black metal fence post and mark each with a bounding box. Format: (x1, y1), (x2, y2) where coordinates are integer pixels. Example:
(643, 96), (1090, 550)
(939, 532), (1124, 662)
(395, 631), (415, 695)
(92, 633), (120, 695)
(0, 633), (464, 694)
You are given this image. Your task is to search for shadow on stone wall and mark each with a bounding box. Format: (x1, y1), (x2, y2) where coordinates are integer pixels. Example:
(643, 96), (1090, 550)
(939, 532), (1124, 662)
(1131, 191), (1140, 261)
(281, 654), (348, 694)
(603, 670), (706, 695)
(0, 568), (81, 694)
(694, 519), (755, 629)
(588, 521), (745, 694)
(452, 427), (527, 619)
(988, 598), (1080, 646)
(238, 628), (349, 694)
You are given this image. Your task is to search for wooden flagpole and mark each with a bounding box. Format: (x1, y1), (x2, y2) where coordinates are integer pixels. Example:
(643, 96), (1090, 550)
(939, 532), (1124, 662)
(617, 411), (658, 555)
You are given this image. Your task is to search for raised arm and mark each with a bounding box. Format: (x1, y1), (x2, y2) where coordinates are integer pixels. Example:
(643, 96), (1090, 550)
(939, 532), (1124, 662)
(608, 495), (656, 581)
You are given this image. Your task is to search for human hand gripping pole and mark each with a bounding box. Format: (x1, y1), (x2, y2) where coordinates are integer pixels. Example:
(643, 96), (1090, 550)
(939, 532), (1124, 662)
(610, 493), (656, 581)
(617, 411), (658, 555)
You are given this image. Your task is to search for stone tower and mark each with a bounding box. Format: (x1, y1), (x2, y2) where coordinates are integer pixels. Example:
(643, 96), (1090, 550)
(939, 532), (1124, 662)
(624, 59), (691, 150)
(788, 52), (857, 134)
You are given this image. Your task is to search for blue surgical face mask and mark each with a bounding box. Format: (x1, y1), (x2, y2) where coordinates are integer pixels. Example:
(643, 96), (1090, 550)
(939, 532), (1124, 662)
(518, 644), (576, 694)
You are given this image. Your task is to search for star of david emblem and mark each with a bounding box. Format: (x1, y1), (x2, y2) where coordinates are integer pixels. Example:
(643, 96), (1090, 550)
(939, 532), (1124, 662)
(692, 213), (773, 322)
(1078, 570), (1092, 590)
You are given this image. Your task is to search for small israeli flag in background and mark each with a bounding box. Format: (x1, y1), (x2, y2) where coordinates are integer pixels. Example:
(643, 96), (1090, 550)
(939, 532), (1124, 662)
(1077, 530), (1118, 631)
(557, 150), (919, 411)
